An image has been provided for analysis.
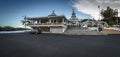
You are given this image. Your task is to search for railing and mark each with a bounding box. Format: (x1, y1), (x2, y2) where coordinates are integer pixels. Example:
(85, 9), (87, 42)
(28, 22), (68, 25)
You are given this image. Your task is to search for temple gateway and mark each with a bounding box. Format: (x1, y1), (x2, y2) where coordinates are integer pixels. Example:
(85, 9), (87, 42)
(27, 9), (80, 33)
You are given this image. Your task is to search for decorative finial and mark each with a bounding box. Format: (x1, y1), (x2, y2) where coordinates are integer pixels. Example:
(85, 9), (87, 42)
(48, 10), (57, 16)
(72, 9), (74, 11)
(72, 9), (75, 13)
(52, 10), (55, 13)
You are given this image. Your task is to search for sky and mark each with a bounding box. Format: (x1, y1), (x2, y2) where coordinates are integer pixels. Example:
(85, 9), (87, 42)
(0, 0), (120, 27)
(72, 0), (120, 20)
(0, 0), (91, 27)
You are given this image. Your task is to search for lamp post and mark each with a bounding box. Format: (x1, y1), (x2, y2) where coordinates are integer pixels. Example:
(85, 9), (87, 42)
(98, 5), (101, 21)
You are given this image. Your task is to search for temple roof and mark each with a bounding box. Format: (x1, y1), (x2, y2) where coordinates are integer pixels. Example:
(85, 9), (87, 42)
(27, 10), (68, 21)
(48, 10), (57, 17)
(27, 15), (67, 20)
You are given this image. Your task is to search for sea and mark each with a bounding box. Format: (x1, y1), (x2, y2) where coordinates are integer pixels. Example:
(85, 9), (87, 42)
(0, 30), (31, 34)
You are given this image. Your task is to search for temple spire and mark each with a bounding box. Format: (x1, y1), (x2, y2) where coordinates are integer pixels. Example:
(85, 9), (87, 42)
(71, 9), (76, 19)
(52, 10), (55, 14)
(72, 9), (75, 14)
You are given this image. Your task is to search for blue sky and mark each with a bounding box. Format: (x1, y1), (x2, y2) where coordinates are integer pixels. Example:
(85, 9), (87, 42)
(0, 0), (91, 27)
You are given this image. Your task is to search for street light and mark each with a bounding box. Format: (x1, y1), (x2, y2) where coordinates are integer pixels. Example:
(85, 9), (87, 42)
(98, 5), (101, 21)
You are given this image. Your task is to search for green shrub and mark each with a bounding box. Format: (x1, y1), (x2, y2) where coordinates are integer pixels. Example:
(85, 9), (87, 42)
(92, 25), (97, 27)
(108, 21), (116, 27)
(88, 25), (92, 27)
(0, 26), (30, 31)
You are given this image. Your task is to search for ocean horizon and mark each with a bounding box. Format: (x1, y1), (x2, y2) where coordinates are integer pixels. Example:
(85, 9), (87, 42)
(0, 30), (31, 34)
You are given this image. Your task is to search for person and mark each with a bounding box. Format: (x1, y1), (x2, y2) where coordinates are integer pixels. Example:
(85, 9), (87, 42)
(35, 28), (38, 34)
(98, 24), (100, 32)
(98, 24), (103, 32)
(38, 28), (41, 34)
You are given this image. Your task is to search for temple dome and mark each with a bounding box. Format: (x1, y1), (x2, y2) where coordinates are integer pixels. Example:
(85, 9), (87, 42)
(48, 10), (57, 17)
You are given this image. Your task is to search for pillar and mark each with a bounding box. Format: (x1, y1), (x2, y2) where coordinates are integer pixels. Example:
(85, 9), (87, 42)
(49, 19), (51, 23)
(39, 20), (41, 24)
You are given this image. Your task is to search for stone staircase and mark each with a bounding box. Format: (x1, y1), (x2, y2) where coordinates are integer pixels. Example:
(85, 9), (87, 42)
(64, 26), (104, 35)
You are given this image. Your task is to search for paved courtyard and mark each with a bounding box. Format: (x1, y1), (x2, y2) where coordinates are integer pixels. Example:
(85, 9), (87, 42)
(0, 33), (120, 57)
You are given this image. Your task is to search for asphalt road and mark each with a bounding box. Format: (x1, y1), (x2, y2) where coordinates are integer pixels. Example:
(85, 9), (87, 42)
(0, 33), (120, 57)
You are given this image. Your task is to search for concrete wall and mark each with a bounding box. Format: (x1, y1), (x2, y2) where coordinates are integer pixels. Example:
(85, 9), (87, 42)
(63, 25), (68, 32)
(50, 27), (63, 33)
(50, 24), (68, 33)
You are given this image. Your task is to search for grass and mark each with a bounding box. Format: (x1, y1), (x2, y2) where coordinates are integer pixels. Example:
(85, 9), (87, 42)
(102, 29), (120, 34)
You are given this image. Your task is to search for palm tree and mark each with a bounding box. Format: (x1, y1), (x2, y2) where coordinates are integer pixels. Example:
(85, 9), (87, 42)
(21, 16), (31, 32)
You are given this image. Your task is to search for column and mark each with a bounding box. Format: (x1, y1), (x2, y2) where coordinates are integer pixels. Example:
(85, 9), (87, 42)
(56, 20), (58, 24)
(39, 20), (41, 24)
(32, 20), (34, 24)
(49, 19), (51, 23)
(62, 19), (65, 25)
(62, 19), (64, 23)
(52, 20), (54, 25)
(37, 20), (39, 23)
(49, 19), (51, 25)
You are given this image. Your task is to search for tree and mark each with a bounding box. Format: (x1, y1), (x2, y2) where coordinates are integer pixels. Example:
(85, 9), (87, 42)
(81, 19), (92, 23)
(21, 16), (31, 32)
(3, 26), (15, 31)
(101, 6), (118, 26)
(0, 26), (3, 31)
(101, 6), (117, 20)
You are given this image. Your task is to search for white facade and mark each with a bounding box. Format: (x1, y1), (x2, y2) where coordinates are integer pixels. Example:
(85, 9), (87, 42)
(81, 20), (108, 28)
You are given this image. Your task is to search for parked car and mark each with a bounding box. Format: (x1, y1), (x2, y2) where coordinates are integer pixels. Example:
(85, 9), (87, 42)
(30, 28), (41, 34)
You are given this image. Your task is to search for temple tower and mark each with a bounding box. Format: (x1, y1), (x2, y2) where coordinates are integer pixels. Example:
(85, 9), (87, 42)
(69, 9), (79, 26)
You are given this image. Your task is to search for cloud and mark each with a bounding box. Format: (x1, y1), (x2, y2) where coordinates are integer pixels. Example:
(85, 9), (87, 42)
(71, 0), (120, 20)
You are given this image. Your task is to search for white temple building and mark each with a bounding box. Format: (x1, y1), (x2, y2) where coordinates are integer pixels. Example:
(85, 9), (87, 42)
(27, 11), (68, 33)
(26, 9), (82, 33)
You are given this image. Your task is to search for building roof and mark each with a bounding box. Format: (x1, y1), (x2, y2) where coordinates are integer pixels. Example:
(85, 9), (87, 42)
(27, 10), (69, 21)
(48, 10), (57, 17)
(27, 15), (68, 20)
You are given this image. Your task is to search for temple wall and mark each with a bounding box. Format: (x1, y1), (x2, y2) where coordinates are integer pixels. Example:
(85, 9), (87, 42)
(50, 27), (63, 33)
(63, 25), (68, 32)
